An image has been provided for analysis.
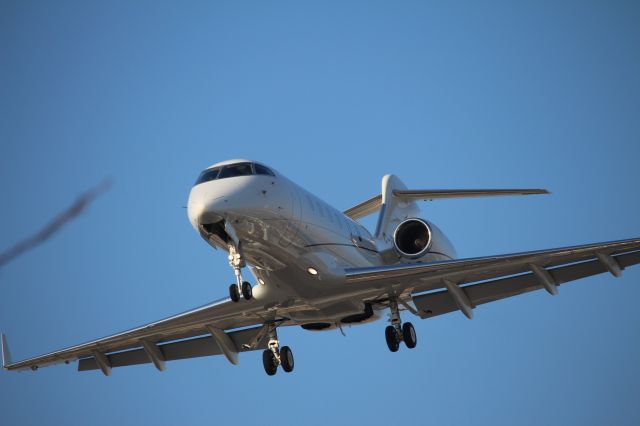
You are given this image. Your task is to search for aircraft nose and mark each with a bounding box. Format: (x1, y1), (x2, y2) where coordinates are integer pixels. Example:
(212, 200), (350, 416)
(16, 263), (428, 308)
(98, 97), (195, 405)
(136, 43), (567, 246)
(187, 175), (259, 229)
(187, 200), (205, 229)
(187, 197), (225, 229)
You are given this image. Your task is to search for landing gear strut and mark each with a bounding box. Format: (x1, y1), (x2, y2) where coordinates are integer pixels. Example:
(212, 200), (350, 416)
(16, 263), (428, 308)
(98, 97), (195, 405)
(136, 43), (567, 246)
(228, 244), (252, 302)
(261, 329), (294, 376)
(384, 298), (417, 352)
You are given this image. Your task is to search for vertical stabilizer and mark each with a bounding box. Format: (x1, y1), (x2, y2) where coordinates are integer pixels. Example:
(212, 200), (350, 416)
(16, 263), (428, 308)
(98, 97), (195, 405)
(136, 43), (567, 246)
(374, 175), (420, 244)
(1, 333), (12, 369)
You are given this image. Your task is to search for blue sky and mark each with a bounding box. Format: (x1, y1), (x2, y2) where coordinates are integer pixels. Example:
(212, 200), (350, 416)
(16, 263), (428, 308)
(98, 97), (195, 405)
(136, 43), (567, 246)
(1, 1), (639, 425)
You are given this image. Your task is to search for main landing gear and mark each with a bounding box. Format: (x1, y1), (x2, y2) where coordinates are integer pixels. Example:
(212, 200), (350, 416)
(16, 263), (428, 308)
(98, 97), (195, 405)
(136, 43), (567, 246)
(262, 335), (294, 376)
(385, 298), (417, 352)
(227, 244), (253, 302)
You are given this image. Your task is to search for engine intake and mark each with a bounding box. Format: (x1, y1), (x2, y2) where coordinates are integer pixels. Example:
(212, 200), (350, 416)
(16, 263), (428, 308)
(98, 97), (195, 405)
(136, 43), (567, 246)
(393, 218), (432, 258)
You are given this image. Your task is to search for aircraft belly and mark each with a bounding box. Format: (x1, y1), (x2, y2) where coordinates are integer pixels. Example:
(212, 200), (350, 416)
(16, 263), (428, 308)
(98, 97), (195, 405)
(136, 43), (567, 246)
(248, 266), (383, 328)
(286, 300), (383, 326)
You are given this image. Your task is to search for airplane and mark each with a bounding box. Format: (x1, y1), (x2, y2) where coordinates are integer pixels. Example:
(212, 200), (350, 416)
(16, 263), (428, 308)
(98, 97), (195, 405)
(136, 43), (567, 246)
(2, 159), (639, 376)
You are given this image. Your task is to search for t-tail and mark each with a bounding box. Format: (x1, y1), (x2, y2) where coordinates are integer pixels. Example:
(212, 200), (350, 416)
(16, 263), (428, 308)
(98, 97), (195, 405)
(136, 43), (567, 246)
(343, 176), (549, 263)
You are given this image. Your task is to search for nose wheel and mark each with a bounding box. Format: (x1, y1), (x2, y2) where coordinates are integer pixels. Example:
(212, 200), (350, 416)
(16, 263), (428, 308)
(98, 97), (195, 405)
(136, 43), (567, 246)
(241, 281), (253, 300)
(229, 280), (252, 302)
(227, 244), (253, 302)
(229, 284), (240, 302)
(384, 298), (417, 351)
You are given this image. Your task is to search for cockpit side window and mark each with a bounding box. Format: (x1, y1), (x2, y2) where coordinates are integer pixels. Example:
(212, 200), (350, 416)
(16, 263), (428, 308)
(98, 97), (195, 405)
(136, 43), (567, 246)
(218, 162), (253, 179)
(194, 167), (221, 185)
(254, 164), (275, 176)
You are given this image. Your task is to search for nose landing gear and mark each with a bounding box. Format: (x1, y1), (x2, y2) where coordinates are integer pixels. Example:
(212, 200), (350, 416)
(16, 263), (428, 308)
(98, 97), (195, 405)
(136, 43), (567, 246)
(227, 244), (253, 302)
(229, 283), (240, 303)
(241, 281), (253, 300)
(385, 298), (417, 352)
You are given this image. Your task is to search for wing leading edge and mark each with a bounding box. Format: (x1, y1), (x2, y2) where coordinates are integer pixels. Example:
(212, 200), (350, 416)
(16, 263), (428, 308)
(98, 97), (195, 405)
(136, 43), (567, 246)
(345, 237), (640, 319)
(2, 296), (277, 374)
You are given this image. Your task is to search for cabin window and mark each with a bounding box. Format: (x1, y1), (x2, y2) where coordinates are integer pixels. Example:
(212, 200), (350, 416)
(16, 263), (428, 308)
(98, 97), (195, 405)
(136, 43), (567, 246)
(349, 220), (360, 237)
(306, 194), (315, 211)
(322, 204), (331, 221)
(334, 212), (342, 228)
(338, 214), (347, 231)
(327, 205), (334, 223)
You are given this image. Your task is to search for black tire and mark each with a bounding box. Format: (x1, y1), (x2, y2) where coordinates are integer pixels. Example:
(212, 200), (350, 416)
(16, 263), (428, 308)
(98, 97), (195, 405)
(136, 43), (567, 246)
(262, 350), (277, 376)
(385, 325), (400, 352)
(280, 346), (294, 373)
(242, 281), (253, 300)
(229, 284), (240, 303)
(402, 322), (417, 349)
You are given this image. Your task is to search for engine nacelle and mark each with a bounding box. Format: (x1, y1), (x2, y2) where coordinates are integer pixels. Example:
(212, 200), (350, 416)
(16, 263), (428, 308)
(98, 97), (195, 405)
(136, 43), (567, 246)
(393, 218), (432, 259)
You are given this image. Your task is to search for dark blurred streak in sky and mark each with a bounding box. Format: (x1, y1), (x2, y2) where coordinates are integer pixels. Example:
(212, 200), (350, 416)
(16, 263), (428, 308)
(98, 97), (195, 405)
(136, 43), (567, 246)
(0, 180), (112, 269)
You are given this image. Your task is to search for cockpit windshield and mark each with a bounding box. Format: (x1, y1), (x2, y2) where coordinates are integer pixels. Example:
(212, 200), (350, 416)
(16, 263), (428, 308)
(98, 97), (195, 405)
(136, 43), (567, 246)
(218, 163), (253, 179)
(194, 162), (275, 186)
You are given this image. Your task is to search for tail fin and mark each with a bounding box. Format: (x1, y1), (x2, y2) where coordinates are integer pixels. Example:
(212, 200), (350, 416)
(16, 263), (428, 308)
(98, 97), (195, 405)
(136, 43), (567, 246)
(374, 175), (420, 242)
(1, 333), (12, 369)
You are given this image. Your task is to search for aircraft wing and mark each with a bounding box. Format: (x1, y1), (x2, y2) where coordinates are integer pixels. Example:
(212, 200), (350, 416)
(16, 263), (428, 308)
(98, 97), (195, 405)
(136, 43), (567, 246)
(2, 296), (283, 375)
(345, 237), (640, 319)
(5, 237), (639, 375)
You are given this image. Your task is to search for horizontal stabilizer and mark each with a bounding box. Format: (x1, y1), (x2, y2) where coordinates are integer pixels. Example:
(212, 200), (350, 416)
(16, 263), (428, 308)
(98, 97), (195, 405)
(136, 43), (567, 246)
(344, 188), (548, 220)
(394, 188), (549, 200)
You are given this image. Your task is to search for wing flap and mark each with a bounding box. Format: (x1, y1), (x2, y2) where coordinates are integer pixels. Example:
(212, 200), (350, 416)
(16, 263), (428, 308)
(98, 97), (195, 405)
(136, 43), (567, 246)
(79, 347), (150, 371)
(78, 325), (269, 372)
(413, 249), (640, 318)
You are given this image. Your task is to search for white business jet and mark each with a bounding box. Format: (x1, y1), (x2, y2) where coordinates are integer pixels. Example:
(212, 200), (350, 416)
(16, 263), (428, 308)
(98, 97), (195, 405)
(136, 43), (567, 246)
(2, 159), (639, 376)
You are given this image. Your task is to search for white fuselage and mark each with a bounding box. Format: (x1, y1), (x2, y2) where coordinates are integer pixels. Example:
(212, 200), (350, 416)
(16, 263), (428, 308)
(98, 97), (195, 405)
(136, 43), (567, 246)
(187, 160), (456, 327)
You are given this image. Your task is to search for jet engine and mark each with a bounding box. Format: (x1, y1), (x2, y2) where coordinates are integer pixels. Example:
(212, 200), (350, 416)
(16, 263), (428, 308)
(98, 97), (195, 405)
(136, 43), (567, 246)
(393, 218), (432, 259)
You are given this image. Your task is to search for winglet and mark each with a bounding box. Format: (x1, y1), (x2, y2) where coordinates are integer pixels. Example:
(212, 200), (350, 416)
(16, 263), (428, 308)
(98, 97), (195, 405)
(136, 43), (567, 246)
(1, 333), (12, 369)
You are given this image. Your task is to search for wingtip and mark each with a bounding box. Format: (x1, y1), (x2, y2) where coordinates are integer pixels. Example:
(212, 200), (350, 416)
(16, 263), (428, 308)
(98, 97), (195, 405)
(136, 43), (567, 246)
(528, 189), (550, 195)
(1, 333), (12, 369)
